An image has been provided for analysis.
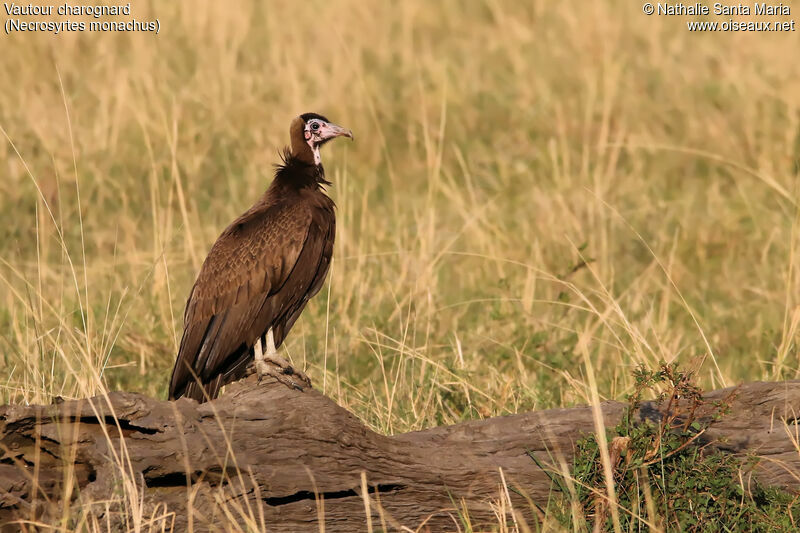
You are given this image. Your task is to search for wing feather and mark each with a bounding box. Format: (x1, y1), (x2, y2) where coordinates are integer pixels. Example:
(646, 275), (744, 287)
(269, 213), (335, 349)
(168, 200), (315, 400)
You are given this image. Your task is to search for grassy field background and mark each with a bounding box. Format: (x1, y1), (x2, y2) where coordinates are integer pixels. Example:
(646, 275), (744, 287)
(2, 0), (800, 429)
(0, 0), (800, 433)
(1, 2), (799, 527)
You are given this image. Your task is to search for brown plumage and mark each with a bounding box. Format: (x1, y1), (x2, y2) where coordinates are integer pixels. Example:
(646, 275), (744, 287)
(169, 113), (352, 402)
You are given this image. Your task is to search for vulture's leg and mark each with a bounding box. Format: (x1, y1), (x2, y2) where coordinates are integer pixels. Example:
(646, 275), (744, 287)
(266, 329), (312, 386)
(254, 337), (277, 384)
(256, 328), (311, 389)
(266, 328), (277, 356)
(253, 337), (264, 371)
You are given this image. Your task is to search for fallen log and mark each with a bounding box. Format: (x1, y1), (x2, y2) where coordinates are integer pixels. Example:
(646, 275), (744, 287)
(1, 377), (798, 532)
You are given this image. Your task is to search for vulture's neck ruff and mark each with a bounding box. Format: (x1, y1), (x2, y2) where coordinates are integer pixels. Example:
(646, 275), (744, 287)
(275, 148), (331, 189)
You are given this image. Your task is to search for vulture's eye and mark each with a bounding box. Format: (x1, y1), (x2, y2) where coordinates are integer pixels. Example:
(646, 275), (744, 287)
(311, 122), (320, 131)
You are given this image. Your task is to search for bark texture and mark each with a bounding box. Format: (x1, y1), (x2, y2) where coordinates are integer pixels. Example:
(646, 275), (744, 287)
(1, 377), (798, 532)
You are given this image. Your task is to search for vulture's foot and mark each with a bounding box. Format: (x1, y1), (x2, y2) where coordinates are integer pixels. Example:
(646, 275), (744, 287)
(256, 356), (312, 391)
(252, 332), (311, 390)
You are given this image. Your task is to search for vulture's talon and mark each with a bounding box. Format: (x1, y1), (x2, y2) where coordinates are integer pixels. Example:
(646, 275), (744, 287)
(252, 358), (311, 392)
(290, 368), (312, 387)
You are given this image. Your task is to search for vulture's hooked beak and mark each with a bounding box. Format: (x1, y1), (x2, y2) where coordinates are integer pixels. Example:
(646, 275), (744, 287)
(320, 122), (354, 142)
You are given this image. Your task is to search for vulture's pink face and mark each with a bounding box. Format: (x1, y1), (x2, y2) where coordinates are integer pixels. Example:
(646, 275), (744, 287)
(303, 118), (353, 147)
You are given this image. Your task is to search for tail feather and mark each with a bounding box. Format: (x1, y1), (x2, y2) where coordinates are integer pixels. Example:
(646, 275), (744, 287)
(171, 374), (224, 404)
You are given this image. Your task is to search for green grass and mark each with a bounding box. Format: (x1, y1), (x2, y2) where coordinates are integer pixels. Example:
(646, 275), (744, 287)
(0, 0), (799, 530)
(549, 363), (800, 532)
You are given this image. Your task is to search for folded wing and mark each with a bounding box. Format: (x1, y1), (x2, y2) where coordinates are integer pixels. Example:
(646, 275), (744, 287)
(168, 200), (333, 401)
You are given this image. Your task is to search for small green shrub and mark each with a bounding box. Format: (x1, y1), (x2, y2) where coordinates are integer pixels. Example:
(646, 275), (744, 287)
(546, 363), (799, 532)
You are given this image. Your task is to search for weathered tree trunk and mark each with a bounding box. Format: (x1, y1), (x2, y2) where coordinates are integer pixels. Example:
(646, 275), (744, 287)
(1, 377), (798, 532)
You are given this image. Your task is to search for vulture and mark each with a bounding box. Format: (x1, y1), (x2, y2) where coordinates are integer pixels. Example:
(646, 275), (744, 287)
(168, 113), (352, 402)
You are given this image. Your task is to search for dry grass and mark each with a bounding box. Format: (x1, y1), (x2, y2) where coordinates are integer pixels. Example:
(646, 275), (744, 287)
(1, 0), (799, 530)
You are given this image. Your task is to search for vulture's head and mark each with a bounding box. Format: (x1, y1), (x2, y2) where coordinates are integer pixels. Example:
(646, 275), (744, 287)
(290, 113), (353, 166)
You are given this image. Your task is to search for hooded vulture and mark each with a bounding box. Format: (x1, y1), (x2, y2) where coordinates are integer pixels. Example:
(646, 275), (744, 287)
(168, 113), (352, 403)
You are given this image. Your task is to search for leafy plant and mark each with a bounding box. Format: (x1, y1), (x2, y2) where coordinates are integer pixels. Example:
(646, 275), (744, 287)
(547, 363), (799, 532)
